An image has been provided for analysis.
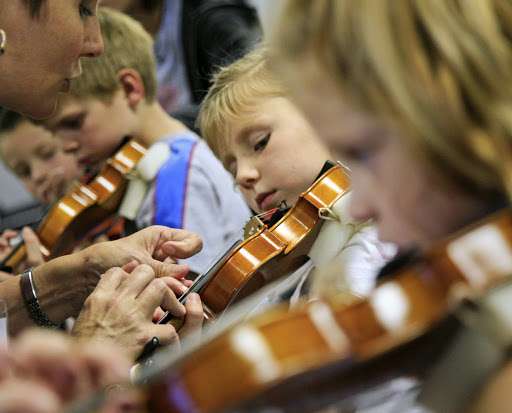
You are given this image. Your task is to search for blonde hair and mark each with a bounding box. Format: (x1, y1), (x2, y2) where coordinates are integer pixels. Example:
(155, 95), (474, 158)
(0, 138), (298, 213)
(273, 0), (512, 199)
(71, 7), (157, 102)
(198, 46), (287, 159)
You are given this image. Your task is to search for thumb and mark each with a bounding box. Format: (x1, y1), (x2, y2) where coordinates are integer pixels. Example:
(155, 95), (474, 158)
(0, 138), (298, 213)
(22, 227), (44, 267)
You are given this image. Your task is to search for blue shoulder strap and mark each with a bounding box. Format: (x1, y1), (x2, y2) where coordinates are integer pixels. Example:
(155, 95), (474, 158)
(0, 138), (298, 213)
(153, 135), (197, 229)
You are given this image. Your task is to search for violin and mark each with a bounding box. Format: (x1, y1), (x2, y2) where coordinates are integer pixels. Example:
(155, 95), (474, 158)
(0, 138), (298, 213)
(137, 209), (512, 413)
(156, 161), (350, 327)
(1, 140), (147, 271)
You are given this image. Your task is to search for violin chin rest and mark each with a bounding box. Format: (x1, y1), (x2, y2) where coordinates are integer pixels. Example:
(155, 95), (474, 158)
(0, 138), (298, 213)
(309, 193), (354, 266)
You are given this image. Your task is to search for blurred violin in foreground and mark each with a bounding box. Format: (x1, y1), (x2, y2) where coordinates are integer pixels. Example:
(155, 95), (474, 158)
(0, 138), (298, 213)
(136, 209), (512, 413)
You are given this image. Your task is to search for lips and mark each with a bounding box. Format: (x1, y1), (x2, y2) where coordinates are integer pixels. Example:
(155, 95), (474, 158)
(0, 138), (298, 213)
(255, 190), (277, 211)
(78, 155), (96, 167)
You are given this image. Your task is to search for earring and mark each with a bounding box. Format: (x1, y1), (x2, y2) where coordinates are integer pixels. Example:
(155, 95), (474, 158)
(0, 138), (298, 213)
(0, 29), (6, 55)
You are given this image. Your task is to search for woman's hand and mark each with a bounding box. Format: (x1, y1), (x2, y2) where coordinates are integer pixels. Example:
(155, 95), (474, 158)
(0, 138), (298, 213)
(78, 225), (203, 296)
(72, 264), (203, 360)
(16, 225), (203, 334)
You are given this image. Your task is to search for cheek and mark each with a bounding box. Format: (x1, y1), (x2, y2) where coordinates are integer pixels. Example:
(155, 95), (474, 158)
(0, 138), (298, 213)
(58, 155), (79, 177)
(80, 121), (107, 151)
(240, 188), (256, 210)
(375, 143), (421, 214)
(273, 146), (316, 192)
(376, 154), (439, 245)
(56, 18), (84, 65)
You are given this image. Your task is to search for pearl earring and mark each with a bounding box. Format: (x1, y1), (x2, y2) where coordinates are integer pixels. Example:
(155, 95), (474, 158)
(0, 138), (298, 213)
(0, 29), (6, 55)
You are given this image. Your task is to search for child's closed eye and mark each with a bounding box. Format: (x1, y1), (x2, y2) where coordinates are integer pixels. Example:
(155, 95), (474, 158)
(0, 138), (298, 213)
(56, 112), (86, 131)
(253, 133), (270, 152)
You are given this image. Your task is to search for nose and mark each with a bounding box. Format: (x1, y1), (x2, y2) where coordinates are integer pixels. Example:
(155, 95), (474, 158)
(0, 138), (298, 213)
(236, 161), (259, 190)
(61, 140), (80, 154)
(31, 161), (48, 185)
(81, 18), (104, 58)
(348, 185), (375, 223)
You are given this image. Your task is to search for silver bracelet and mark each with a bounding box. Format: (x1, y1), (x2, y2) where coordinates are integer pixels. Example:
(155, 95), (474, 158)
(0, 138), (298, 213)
(20, 268), (59, 328)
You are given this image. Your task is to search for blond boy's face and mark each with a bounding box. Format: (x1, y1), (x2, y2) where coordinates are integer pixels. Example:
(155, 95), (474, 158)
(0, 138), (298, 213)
(221, 96), (332, 213)
(45, 91), (138, 174)
(1, 121), (82, 204)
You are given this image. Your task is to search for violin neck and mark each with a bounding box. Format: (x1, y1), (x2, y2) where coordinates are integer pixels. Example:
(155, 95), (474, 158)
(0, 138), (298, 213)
(158, 239), (242, 324)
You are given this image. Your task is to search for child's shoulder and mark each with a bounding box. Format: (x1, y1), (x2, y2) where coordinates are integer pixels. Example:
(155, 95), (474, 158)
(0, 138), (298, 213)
(153, 131), (239, 194)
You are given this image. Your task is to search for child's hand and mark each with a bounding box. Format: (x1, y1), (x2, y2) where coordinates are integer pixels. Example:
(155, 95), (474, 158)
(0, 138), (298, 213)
(0, 229), (19, 261)
(19, 227), (45, 270)
(0, 227), (45, 273)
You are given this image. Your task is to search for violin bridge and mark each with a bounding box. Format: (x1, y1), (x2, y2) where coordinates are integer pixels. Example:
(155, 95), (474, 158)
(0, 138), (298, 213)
(244, 216), (265, 239)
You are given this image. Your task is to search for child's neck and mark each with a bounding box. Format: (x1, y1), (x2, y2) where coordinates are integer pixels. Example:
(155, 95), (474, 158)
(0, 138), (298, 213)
(135, 102), (189, 147)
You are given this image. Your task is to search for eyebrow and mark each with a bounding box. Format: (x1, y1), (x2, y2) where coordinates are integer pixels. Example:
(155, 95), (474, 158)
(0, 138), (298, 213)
(46, 108), (83, 130)
(235, 122), (270, 145)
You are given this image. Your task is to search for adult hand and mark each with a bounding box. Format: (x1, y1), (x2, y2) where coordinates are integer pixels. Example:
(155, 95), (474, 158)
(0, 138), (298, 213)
(77, 225), (203, 298)
(6, 226), (202, 335)
(72, 264), (203, 360)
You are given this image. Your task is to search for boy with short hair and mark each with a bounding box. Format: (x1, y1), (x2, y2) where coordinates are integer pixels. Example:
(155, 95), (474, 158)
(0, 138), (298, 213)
(0, 111), (83, 275)
(45, 8), (251, 275)
(199, 47), (394, 312)
(0, 110), (123, 274)
(0, 110), (82, 205)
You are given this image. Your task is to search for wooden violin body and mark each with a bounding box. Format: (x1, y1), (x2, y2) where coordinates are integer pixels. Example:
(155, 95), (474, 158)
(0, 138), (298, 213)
(158, 163), (350, 325)
(2, 140), (146, 270)
(144, 209), (512, 413)
(202, 162), (350, 314)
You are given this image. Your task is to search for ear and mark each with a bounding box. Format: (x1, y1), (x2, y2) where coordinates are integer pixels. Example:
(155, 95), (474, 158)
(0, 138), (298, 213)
(117, 68), (146, 110)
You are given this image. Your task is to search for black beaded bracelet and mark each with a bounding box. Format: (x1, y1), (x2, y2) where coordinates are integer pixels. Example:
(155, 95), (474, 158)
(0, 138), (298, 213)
(20, 268), (59, 328)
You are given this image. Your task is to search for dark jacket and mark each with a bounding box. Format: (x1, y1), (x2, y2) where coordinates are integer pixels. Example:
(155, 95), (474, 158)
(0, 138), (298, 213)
(181, 0), (262, 104)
